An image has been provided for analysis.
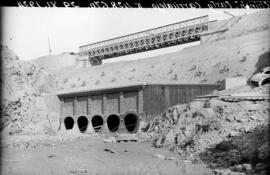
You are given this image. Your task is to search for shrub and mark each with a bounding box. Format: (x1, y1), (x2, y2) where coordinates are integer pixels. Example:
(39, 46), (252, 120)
(81, 81), (86, 86)
(240, 56), (247, 62)
(63, 78), (68, 83)
(195, 71), (206, 77)
(219, 66), (230, 73)
(171, 74), (178, 80)
(100, 72), (105, 77)
(95, 80), (100, 85)
(189, 65), (197, 71)
(111, 78), (116, 82)
(129, 76), (134, 80)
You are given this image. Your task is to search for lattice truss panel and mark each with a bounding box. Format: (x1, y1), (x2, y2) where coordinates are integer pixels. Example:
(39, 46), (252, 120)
(79, 15), (209, 61)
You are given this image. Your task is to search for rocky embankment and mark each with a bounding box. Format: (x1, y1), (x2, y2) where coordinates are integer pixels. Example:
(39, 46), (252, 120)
(1, 45), (57, 135)
(150, 91), (269, 175)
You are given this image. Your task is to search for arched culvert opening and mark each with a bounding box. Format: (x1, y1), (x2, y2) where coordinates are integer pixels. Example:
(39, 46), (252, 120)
(107, 114), (120, 132)
(260, 77), (270, 86)
(77, 116), (89, 133)
(64, 117), (74, 130)
(91, 115), (104, 132)
(124, 113), (139, 133)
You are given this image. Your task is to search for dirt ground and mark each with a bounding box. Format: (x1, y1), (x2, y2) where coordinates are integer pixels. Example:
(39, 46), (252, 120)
(1, 135), (212, 175)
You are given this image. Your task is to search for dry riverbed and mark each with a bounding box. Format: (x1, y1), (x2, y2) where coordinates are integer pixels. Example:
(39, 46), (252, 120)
(1, 135), (212, 175)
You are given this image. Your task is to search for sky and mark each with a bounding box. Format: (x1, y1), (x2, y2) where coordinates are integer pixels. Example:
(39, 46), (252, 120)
(1, 8), (261, 61)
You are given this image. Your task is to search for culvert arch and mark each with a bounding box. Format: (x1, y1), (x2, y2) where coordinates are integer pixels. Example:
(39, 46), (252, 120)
(124, 112), (139, 133)
(64, 116), (74, 130)
(77, 116), (89, 133)
(91, 115), (104, 132)
(106, 114), (120, 132)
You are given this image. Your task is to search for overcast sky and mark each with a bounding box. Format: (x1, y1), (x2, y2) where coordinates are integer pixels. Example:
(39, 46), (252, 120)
(2, 8), (261, 61)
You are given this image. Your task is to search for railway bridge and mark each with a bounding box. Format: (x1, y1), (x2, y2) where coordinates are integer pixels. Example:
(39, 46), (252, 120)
(79, 15), (209, 65)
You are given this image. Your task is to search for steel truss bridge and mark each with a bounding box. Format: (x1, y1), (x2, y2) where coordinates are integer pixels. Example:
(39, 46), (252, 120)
(79, 15), (209, 65)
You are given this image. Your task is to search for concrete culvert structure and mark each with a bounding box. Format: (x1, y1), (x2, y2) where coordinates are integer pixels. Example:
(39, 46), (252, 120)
(124, 113), (139, 133)
(64, 117), (74, 130)
(77, 116), (88, 133)
(107, 114), (120, 132)
(91, 115), (104, 132)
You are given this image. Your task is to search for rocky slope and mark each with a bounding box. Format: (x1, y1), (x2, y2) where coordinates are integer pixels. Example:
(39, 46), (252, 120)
(1, 45), (57, 135)
(149, 93), (269, 175)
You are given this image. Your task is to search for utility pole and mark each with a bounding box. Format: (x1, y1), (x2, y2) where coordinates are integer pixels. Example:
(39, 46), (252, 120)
(48, 36), (52, 55)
